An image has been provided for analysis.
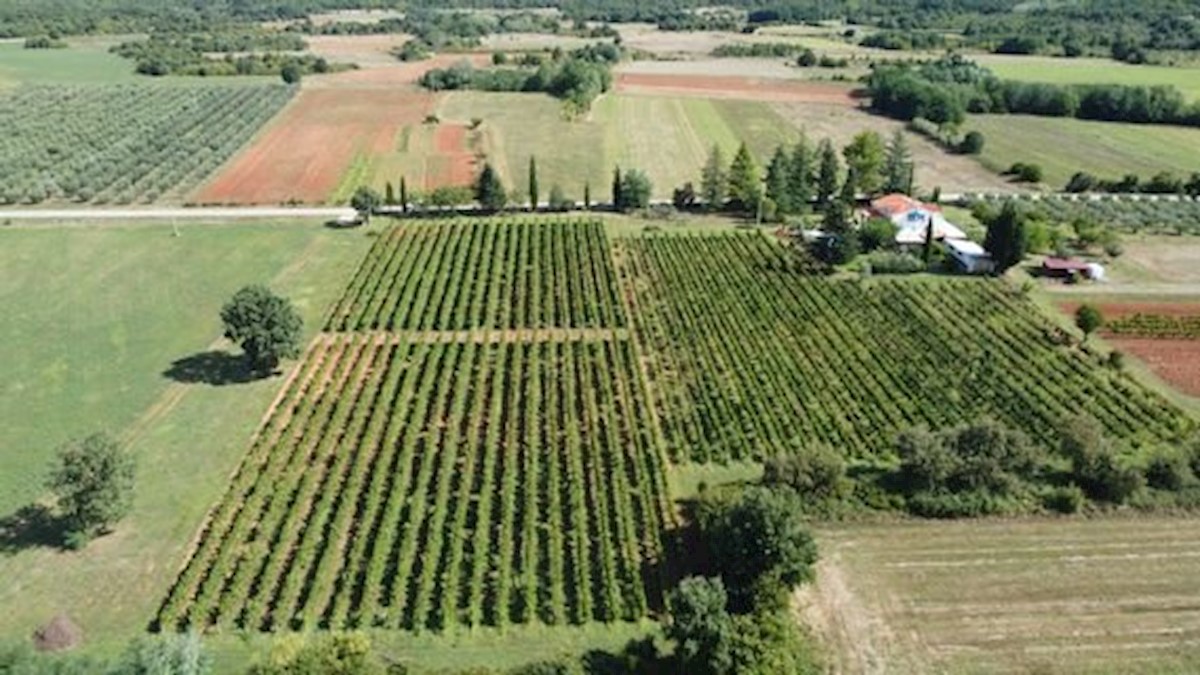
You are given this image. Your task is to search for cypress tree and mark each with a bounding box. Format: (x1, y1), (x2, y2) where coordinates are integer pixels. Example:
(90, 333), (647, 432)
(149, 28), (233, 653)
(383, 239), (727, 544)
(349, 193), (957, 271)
(584, 182), (591, 210)
(700, 144), (727, 211)
(727, 142), (761, 214)
(816, 139), (840, 205)
(528, 156), (539, 211)
(883, 129), (913, 195)
(922, 214), (935, 264)
(788, 134), (813, 214)
(385, 181), (396, 206)
(983, 201), (1028, 273)
(765, 147), (792, 215)
(612, 166), (623, 210)
(400, 176), (409, 214)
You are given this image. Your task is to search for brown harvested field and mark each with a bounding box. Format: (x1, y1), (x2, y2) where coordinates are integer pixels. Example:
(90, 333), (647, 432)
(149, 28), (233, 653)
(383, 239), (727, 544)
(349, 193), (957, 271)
(305, 34), (411, 66)
(1110, 338), (1200, 397)
(773, 101), (1018, 194)
(308, 53), (492, 89)
(192, 88), (434, 205)
(428, 123), (477, 188)
(803, 518), (1200, 674)
(1058, 300), (1200, 321)
(614, 72), (859, 104)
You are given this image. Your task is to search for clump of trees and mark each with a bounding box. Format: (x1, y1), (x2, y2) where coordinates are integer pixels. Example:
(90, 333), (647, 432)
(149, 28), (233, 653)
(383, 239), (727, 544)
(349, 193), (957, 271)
(111, 31), (338, 78)
(47, 433), (136, 548)
(220, 285), (304, 373)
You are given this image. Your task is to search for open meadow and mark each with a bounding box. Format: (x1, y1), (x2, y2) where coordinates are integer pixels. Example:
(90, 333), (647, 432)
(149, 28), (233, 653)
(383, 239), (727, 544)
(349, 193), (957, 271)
(973, 54), (1200, 102)
(806, 517), (1200, 674)
(967, 115), (1200, 189)
(0, 221), (371, 648)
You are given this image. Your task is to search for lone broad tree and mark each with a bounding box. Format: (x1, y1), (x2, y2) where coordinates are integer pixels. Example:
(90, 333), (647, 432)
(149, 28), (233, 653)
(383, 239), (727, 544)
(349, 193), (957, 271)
(221, 285), (303, 373)
(47, 433), (135, 548)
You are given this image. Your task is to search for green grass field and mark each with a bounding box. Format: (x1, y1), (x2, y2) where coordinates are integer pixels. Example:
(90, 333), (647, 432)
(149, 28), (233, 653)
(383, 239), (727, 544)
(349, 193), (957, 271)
(974, 54), (1200, 102)
(0, 40), (136, 87)
(0, 221), (370, 649)
(967, 114), (1200, 189)
(810, 517), (1200, 674)
(437, 92), (795, 201)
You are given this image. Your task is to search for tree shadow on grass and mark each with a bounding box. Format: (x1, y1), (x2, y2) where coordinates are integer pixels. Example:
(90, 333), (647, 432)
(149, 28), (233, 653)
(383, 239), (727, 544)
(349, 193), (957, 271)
(0, 504), (66, 555)
(162, 350), (269, 386)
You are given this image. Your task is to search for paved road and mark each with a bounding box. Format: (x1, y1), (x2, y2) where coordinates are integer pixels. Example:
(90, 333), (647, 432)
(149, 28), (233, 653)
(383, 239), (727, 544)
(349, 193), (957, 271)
(0, 206), (356, 221)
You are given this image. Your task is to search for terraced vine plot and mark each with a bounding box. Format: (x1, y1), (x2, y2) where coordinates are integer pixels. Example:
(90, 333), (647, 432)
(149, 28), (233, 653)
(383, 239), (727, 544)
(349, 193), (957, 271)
(156, 333), (670, 633)
(0, 84), (294, 205)
(328, 220), (626, 332)
(616, 233), (1189, 463)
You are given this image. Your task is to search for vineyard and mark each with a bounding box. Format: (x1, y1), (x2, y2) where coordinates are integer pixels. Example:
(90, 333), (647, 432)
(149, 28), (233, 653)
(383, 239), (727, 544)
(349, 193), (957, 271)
(615, 233), (1188, 462)
(0, 84), (293, 205)
(1106, 313), (1200, 340)
(158, 219), (670, 634)
(327, 220), (626, 332)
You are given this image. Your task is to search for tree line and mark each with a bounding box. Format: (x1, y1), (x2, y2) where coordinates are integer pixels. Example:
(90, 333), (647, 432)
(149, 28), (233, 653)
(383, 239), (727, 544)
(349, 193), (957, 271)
(868, 54), (1200, 128)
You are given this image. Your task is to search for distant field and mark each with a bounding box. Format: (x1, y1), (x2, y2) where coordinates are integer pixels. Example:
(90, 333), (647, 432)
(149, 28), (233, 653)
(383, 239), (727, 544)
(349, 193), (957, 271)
(0, 40), (135, 86)
(974, 54), (1200, 102)
(0, 222), (370, 645)
(808, 518), (1200, 674)
(967, 115), (1200, 189)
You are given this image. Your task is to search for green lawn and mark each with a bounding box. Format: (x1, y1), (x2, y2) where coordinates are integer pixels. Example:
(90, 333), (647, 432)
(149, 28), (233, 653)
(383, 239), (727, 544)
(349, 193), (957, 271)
(973, 54), (1200, 102)
(0, 40), (137, 87)
(0, 221), (370, 650)
(966, 114), (1200, 189)
(437, 91), (795, 201)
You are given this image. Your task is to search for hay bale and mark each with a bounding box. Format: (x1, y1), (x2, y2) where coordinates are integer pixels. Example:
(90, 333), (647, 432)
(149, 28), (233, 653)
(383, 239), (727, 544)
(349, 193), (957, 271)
(32, 614), (82, 652)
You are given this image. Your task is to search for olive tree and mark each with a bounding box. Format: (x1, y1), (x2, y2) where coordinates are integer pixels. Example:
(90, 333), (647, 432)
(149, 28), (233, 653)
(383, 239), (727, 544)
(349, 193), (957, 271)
(47, 433), (135, 547)
(220, 285), (303, 373)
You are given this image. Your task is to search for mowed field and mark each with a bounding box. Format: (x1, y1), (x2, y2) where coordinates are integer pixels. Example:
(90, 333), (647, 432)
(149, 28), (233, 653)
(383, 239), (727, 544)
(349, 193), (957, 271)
(967, 115), (1200, 189)
(974, 54), (1200, 102)
(807, 518), (1200, 674)
(0, 222), (371, 644)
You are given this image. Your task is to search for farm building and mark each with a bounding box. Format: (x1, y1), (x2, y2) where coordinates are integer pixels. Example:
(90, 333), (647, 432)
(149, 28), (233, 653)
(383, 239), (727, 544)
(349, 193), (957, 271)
(1042, 257), (1105, 280)
(868, 194), (967, 247)
(946, 239), (995, 274)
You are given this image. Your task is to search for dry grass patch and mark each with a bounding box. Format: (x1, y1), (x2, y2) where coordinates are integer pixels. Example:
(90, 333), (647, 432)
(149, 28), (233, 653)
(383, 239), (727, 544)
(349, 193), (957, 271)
(808, 518), (1200, 674)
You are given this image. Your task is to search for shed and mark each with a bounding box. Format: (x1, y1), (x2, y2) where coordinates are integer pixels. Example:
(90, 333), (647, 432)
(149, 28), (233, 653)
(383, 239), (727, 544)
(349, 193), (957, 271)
(945, 239), (994, 274)
(1042, 257), (1097, 279)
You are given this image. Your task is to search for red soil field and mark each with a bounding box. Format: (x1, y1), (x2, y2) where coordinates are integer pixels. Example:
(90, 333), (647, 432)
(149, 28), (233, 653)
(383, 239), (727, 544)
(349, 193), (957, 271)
(426, 124), (476, 189)
(614, 73), (859, 104)
(192, 89), (433, 205)
(1110, 338), (1200, 397)
(1058, 301), (1200, 320)
(316, 53), (493, 89)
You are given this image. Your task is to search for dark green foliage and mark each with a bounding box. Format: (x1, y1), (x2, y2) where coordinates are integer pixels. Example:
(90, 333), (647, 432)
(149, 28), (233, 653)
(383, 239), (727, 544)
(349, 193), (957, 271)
(475, 163), (507, 212)
(1145, 447), (1193, 491)
(859, 217), (897, 253)
(280, 63), (301, 85)
(701, 145), (727, 210)
(113, 32), (331, 78)
(763, 443), (848, 503)
(728, 607), (821, 675)
(864, 251), (924, 274)
(788, 136), (814, 213)
(796, 49), (818, 67)
(816, 139), (840, 205)
(726, 142), (761, 214)
(611, 166), (622, 208)
(528, 156), (539, 210)
(764, 147), (791, 215)
(547, 184), (572, 211)
(350, 186), (381, 217)
(897, 420), (1042, 497)
(583, 181), (591, 210)
(399, 177), (409, 213)
(1043, 485), (1086, 514)
(982, 201), (1028, 273)
(699, 488), (818, 605)
(47, 433), (135, 546)
(616, 170), (652, 211)
(1008, 162), (1044, 183)
(882, 130), (913, 195)
(220, 285), (303, 372)
(0, 633), (208, 675)
(24, 35), (66, 49)
(958, 130), (985, 155)
(394, 39), (431, 62)
(1058, 414), (1144, 503)
(1075, 304), (1103, 341)
(842, 131), (885, 196)
(383, 182), (396, 206)
(712, 42), (806, 58)
(672, 182), (697, 210)
(666, 577), (735, 675)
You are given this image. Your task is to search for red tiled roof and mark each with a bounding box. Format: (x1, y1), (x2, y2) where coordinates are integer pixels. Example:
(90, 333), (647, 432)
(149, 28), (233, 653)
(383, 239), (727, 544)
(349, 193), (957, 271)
(869, 193), (942, 217)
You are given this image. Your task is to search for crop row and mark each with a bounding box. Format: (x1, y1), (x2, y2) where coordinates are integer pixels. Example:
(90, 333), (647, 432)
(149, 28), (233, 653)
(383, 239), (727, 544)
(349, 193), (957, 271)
(615, 233), (1189, 462)
(326, 219), (626, 332)
(1106, 313), (1200, 340)
(155, 334), (670, 632)
(0, 84), (293, 205)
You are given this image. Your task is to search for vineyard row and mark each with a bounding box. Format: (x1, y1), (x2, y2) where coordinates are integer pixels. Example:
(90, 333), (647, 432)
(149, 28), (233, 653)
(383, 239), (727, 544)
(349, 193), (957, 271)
(327, 220), (627, 333)
(156, 334), (671, 633)
(615, 233), (1189, 462)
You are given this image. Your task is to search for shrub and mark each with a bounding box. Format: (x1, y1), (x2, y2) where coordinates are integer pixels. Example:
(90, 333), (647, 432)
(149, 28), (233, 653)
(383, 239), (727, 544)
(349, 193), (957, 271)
(958, 130), (985, 155)
(1007, 162), (1043, 183)
(1043, 485), (1085, 513)
(864, 251), (924, 274)
(1145, 448), (1193, 491)
(859, 217), (898, 252)
(763, 443), (848, 503)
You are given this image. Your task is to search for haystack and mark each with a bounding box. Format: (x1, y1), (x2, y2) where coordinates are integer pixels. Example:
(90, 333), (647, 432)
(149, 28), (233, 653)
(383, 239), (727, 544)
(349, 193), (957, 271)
(32, 614), (82, 652)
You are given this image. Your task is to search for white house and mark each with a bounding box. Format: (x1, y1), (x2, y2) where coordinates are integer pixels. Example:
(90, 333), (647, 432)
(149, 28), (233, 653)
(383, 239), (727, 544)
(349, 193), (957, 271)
(869, 194), (966, 247)
(945, 239), (994, 274)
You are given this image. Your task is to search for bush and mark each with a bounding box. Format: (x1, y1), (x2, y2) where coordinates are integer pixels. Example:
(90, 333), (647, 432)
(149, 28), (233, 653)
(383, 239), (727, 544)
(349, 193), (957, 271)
(763, 443), (848, 503)
(1043, 485), (1085, 513)
(858, 217), (898, 252)
(1145, 448), (1193, 491)
(958, 130), (985, 155)
(1007, 162), (1043, 183)
(864, 251), (924, 274)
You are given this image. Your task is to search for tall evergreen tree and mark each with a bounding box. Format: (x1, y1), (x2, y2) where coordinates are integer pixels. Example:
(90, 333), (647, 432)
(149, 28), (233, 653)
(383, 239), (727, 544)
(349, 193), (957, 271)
(765, 147), (792, 215)
(788, 134), (814, 214)
(727, 142), (761, 214)
(475, 163), (507, 212)
(842, 131), (886, 196)
(983, 201), (1028, 273)
(816, 139), (840, 205)
(384, 181), (396, 206)
(839, 165), (857, 206)
(583, 181), (591, 210)
(528, 156), (539, 211)
(612, 166), (623, 209)
(922, 214), (935, 264)
(399, 176), (409, 214)
(883, 129), (914, 195)
(700, 144), (727, 211)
